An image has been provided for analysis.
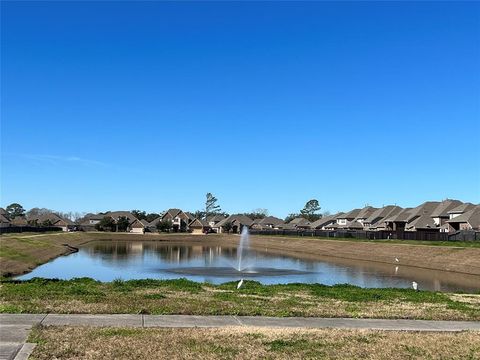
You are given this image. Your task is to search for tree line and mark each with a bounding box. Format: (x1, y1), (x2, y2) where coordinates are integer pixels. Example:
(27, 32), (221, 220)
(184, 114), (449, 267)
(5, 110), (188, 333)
(2, 196), (325, 229)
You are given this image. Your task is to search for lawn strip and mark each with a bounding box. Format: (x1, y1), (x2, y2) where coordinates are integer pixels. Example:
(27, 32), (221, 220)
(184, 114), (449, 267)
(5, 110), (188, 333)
(1, 278), (479, 320)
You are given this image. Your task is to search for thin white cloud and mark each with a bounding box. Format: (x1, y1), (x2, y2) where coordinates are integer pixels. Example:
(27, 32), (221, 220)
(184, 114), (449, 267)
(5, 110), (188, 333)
(19, 154), (109, 167)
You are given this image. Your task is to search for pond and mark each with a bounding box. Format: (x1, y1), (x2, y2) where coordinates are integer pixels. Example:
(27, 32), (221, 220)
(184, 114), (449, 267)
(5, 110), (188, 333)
(16, 240), (480, 293)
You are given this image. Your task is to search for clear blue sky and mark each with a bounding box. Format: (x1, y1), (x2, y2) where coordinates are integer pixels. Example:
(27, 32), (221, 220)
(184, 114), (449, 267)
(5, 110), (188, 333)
(1, 1), (479, 217)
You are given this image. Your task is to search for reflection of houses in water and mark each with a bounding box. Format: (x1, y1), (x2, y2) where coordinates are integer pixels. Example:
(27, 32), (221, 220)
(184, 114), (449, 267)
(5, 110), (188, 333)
(85, 241), (145, 263)
(143, 244), (238, 264)
(131, 243), (143, 253)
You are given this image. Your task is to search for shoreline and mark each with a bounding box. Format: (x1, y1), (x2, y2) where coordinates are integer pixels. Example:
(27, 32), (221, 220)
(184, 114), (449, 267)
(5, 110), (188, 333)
(1, 232), (480, 279)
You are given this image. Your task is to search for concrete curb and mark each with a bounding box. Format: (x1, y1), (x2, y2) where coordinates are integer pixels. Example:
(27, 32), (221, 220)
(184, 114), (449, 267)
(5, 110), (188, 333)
(14, 343), (36, 360)
(1, 314), (480, 331)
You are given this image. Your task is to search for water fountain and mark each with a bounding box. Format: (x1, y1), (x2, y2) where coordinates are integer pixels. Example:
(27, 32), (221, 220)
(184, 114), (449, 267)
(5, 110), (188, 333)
(167, 226), (311, 279)
(237, 226), (250, 272)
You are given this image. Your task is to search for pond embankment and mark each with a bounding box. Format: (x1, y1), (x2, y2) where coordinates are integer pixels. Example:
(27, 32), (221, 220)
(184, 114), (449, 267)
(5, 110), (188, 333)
(1, 232), (479, 277)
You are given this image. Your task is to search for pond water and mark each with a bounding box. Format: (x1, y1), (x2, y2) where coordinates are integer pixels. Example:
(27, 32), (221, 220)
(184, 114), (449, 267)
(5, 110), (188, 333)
(16, 240), (480, 293)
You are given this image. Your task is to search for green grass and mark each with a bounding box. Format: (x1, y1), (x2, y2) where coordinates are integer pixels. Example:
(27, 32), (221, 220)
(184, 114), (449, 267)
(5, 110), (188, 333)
(1, 278), (479, 320)
(0, 246), (37, 262)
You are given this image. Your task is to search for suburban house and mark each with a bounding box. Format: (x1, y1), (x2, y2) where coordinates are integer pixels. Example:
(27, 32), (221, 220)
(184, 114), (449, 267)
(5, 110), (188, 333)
(430, 199), (464, 227)
(206, 214), (227, 228)
(351, 206), (377, 225)
(335, 208), (361, 227)
(189, 218), (210, 234)
(336, 206), (378, 230)
(160, 208), (192, 232)
(403, 200), (470, 232)
(251, 216), (284, 230)
(383, 208), (412, 231)
(385, 201), (439, 231)
(277, 217), (311, 230)
(213, 215), (254, 233)
(27, 213), (74, 231)
(103, 211), (138, 223)
(80, 213), (105, 226)
(363, 206), (403, 230)
(310, 213), (342, 230)
(129, 219), (148, 234)
(0, 208), (11, 228)
(447, 203), (476, 220)
(447, 206), (480, 231)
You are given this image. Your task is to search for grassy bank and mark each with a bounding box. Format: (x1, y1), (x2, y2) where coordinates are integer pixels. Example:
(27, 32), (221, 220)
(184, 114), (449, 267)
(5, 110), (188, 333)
(1, 278), (479, 320)
(258, 234), (480, 248)
(28, 325), (480, 360)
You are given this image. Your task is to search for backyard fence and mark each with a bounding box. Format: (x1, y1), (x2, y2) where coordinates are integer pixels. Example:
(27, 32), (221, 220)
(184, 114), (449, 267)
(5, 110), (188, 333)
(0, 226), (63, 234)
(249, 229), (480, 242)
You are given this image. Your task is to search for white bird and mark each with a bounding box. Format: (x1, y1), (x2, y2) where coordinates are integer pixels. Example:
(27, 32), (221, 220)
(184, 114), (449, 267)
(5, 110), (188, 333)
(412, 281), (418, 291)
(237, 279), (244, 289)
(395, 258), (399, 263)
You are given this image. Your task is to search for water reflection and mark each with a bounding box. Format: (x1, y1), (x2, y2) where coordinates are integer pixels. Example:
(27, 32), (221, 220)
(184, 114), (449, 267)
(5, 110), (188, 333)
(17, 240), (480, 293)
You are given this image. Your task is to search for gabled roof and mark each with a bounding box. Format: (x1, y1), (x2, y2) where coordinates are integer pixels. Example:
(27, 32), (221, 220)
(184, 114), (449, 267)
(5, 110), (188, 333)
(337, 208), (361, 219)
(214, 215), (254, 228)
(431, 200), (464, 217)
(206, 214), (227, 223)
(130, 219), (146, 228)
(384, 208), (412, 222)
(258, 216), (284, 226)
(447, 206), (480, 229)
(165, 208), (182, 218)
(0, 213), (11, 224)
(405, 215), (437, 230)
(344, 220), (364, 229)
(230, 215), (254, 226)
(84, 213), (105, 220)
(162, 208), (191, 221)
(406, 201), (441, 222)
(386, 201), (440, 223)
(310, 213), (341, 229)
(184, 212), (195, 221)
(189, 218), (209, 227)
(104, 211), (138, 223)
(147, 217), (162, 227)
(288, 217), (310, 225)
(354, 206), (378, 220)
(364, 206), (403, 224)
(28, 213), (74, 226)
(447, 203), (476, 215)
(140, 219), (149, 226)
(277, 222), (297, 230)
(0, 208), (7, 216)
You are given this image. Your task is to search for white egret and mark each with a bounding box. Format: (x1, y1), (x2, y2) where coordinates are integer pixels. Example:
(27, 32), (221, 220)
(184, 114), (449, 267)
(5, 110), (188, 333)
(395, 258), (399, 263)
(237, 279), (244, 289)
(412, 281), (418, 291)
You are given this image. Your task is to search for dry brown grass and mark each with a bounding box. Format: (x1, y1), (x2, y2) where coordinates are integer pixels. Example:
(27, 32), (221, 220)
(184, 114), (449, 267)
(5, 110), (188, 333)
(28, 326), (480, 360)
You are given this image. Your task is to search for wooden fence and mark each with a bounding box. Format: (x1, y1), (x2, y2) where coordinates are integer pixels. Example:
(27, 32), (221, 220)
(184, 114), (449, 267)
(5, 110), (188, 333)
(249, 229), (480, 242)
(0, 226), (63, 234)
